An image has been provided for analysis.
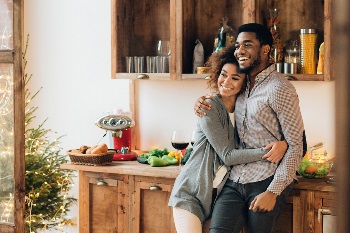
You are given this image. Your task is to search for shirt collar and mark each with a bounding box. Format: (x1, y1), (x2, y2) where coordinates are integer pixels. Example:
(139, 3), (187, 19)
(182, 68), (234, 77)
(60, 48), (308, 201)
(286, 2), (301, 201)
(255, 64), (275, 82)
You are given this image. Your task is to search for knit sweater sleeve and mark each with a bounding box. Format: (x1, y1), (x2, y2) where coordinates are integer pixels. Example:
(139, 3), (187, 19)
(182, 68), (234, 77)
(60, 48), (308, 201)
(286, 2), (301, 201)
(198, 97), (265, 165)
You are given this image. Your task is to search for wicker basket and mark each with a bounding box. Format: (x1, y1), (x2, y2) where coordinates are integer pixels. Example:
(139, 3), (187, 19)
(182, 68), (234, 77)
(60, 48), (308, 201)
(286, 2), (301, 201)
(67, 150), (114, 166)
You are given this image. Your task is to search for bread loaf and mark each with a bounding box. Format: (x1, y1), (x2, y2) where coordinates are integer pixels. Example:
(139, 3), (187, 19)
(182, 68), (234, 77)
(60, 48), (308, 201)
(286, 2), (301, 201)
(76, 143), (109, 155)
(91, 143), (108, 155)
(80, 145), (89, 154)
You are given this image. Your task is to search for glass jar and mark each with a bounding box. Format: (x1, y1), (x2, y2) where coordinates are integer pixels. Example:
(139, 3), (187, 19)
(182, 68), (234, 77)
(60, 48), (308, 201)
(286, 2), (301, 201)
(284, 40), (300, 73)
(300, 29), (318, 74)
(285, 40), (300, 64)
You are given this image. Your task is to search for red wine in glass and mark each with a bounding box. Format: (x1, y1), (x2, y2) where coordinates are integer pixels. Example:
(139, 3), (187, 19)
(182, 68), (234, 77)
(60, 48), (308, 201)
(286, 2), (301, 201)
(171, 130), (190, 169)
(171, 142), (189, 150)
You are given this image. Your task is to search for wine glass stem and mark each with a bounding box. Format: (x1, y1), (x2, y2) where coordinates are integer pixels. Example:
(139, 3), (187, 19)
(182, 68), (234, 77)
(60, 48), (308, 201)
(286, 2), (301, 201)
(178, 150), (182, 170)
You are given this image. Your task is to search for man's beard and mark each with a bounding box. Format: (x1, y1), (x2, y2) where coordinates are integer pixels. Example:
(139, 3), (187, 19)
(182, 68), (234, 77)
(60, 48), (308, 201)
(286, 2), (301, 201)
(239, 54), (262, 74)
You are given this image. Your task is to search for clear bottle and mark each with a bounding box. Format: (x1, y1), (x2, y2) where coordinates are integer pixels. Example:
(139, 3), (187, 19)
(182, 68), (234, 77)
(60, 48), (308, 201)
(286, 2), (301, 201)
(300, 29), (318, 74)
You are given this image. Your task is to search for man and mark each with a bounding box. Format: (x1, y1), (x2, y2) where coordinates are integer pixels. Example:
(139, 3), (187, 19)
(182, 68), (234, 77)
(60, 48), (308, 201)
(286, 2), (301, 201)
(194, 23), (304, 232)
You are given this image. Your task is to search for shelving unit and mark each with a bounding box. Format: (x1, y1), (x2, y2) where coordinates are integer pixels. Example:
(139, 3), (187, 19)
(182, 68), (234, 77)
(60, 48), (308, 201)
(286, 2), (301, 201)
(111, 0), (333, 81)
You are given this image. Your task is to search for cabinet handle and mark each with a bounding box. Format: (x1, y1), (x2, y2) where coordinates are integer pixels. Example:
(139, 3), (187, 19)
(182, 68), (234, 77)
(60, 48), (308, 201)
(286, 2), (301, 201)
(97, 180), (108, 186)
(318, 208), (332, 223)
(149, 186), (162, 191)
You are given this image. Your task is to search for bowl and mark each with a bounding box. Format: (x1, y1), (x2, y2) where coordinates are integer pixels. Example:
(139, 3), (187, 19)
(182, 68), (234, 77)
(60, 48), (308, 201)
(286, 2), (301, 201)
(67, 149), (114, 166)
(297, 158), (333, 179)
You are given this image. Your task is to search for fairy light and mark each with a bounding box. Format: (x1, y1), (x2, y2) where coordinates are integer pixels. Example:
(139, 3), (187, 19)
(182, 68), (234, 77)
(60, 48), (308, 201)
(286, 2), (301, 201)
(0, 48), (76, 231)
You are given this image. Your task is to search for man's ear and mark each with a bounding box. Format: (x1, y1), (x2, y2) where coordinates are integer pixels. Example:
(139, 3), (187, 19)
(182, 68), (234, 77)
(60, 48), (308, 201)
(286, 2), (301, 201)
(262, 44), (270, 55)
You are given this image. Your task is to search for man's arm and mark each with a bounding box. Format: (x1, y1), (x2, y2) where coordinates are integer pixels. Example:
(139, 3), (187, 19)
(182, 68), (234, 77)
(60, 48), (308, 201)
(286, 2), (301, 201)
(194, 95), (212, 116)
(249, 82), (304, 212)
(267, 82), (304, 195)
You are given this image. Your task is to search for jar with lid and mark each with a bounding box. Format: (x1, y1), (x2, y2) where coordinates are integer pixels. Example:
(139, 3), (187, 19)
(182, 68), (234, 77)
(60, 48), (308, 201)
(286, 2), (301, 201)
(284, 40), (300, 74)
(300, 29), (318, 74)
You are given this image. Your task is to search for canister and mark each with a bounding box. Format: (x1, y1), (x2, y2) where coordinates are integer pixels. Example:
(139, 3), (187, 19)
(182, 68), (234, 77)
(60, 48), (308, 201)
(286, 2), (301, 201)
(300, 29), (318, 74)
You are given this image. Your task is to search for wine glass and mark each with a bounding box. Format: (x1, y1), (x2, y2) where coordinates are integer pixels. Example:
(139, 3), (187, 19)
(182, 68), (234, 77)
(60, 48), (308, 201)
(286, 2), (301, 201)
(191, 130), (196, 147)
(156, 40), (171, 56)
(171, 130), (190, 170)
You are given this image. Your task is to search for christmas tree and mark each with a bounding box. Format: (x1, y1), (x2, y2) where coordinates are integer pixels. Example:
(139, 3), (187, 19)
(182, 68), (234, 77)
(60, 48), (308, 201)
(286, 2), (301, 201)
(0, 35), (77, 232)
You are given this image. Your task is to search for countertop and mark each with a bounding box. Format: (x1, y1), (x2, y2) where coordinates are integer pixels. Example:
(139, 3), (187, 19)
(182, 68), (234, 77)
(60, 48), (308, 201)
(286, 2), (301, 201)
(61, 161), (336, 192)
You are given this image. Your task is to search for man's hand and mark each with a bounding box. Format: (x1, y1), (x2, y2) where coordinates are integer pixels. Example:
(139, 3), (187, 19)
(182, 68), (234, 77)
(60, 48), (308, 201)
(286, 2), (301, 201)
(262, 140), (288, 163)
(249, 191), (277, 212)
(194, 94), (213, 117)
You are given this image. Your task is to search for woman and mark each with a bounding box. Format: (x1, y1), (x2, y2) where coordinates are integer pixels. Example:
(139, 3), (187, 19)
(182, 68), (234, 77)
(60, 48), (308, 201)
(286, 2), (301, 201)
(168, 46), (287, 233)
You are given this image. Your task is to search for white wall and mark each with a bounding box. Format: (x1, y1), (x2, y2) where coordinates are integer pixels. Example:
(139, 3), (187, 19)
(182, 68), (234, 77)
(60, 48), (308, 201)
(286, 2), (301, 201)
(136, 80), (336, 157)
(24, 1), (336, 232)
(24, 1), (130, 232)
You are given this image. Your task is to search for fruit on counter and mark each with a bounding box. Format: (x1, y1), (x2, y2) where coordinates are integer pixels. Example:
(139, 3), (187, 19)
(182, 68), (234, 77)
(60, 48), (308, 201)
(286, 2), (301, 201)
(304, 165), (318, 174)
(147, 156), (169, 167)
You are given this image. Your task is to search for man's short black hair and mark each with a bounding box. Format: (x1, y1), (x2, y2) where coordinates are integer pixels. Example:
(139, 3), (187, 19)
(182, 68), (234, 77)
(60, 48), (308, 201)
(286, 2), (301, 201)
(237, 23), (273, 48)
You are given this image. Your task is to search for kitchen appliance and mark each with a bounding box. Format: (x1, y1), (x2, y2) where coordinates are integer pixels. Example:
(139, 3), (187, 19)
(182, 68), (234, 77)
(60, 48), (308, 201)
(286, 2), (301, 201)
(95, 114), (138, 161)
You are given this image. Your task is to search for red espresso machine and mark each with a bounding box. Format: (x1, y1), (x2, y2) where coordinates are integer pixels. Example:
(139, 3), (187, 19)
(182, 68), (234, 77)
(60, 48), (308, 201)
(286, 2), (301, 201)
(95, 114), (138, 161)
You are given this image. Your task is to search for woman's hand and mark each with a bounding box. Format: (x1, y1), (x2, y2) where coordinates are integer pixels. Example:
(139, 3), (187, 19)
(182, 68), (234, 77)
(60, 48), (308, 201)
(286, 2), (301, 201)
(194, 94), (213, 117)
(262, 140), (288, 163)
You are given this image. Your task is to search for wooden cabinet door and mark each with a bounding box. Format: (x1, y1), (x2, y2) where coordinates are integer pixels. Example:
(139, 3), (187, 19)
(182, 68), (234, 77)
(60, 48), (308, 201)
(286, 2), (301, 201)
(133, 177), (176, 233)
(293, 189), (336, 233)
(79, 171), (130, 233)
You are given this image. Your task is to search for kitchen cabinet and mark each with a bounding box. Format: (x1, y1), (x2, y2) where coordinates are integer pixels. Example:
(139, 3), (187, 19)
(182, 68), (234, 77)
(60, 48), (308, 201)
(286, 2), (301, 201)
(61, 162), (335, 233)
(133, 176), (176, 233)
(292, 176), (336, 233)
(111, 0), (333, 81)
(78, 171), (131, 233)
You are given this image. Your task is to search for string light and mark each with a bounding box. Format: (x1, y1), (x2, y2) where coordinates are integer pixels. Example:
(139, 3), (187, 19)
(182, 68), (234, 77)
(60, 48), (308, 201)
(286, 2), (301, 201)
(0, 37), (76, 232)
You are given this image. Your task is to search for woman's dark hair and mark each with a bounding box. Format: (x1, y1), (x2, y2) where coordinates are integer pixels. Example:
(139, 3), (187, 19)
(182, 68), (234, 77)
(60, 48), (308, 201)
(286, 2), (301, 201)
(205, 46), (243, 93)
(237, 23), (273, 48)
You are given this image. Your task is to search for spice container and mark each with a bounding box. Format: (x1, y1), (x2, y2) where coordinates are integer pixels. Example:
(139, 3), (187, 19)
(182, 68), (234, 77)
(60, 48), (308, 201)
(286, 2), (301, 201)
(267, 8), (283, 64)
(300, 29), (318, 74)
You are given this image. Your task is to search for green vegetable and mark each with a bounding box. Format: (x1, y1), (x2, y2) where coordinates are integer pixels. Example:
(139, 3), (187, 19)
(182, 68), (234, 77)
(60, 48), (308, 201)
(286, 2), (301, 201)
(314, 165), (329, 178)
(181, 148), (193, 164)
(148, 148), (169, 158)
(297, 158), (311, 176)
(139, 153), (150, 158)
(136, 156), (149, 164)
(162, 155), (178, 165)
(147, 156), (169, 167)
(298, 158), (330, 178)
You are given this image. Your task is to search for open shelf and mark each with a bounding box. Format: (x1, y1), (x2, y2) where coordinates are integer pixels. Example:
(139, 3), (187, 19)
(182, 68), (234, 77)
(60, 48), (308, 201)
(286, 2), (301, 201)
(112, 0), (333, 81)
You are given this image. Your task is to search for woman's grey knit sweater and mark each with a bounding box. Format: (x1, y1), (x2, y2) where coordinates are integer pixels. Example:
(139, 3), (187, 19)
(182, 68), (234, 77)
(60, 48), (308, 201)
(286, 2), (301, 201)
(168, 94), (266, 223)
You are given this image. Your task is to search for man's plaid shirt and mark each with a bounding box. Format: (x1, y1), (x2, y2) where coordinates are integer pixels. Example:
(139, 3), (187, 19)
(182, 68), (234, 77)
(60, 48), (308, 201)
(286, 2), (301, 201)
(229, 65), (304, 195)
